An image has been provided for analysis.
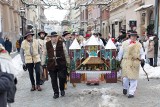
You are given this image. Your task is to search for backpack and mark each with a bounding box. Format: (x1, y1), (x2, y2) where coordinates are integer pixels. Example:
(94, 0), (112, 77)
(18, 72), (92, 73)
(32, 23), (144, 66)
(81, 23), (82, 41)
(7, 73), (17, 103)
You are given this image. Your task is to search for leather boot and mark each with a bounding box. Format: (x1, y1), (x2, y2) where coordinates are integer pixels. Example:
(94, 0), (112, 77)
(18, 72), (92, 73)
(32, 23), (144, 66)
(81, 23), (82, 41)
(53, 94), (59, 99)
(36, 85), (42, 91)
(61, 90), (65, 96)
(30, 85), (36, 91)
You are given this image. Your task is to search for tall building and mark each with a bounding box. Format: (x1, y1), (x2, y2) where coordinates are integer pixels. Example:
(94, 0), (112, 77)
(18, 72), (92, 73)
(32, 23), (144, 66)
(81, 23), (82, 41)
(0, 0), (46, 50)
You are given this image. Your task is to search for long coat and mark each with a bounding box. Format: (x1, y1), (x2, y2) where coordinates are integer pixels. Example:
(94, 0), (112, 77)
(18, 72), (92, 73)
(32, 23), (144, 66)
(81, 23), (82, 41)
(121, 40), (142, 80)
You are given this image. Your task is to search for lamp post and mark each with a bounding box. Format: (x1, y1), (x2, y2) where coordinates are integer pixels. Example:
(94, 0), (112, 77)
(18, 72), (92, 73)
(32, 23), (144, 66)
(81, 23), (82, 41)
(19, 7), (25, 39)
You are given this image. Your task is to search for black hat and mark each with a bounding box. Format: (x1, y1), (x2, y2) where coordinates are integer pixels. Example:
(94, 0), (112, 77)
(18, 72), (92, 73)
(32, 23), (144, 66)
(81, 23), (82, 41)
(24, 32), (34, 39)
(38, 31), (47, 37)
(48, 32), (58, 37)
(62, 31), (70, 37)
(129, 30), (139, 38)
(120, 29), (126, 34)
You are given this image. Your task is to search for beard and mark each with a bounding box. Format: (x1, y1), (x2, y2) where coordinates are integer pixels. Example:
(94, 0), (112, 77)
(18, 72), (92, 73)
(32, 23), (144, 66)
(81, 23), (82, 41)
(40, 37), (45, 40)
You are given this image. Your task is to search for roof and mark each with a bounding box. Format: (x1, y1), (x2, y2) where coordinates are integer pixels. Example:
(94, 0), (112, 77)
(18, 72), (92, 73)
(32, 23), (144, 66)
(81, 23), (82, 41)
(134, 4), (153, 12)
(82, 57), (104, 65)
(85, 35), (100, 46)
(105, 38), (117, 49)
(69, 39), (81, 50)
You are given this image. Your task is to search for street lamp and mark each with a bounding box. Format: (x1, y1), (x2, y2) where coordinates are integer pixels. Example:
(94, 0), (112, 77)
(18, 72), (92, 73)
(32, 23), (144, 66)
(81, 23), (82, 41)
(19, 7), (25, 39)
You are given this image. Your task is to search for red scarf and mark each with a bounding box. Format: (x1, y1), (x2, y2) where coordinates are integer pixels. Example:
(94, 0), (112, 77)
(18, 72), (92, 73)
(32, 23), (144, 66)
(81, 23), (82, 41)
(130, 41), (136, 44)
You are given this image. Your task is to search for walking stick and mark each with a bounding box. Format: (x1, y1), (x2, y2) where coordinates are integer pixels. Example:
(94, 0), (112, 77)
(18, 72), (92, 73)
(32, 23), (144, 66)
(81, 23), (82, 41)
(142, 66), (149, 81)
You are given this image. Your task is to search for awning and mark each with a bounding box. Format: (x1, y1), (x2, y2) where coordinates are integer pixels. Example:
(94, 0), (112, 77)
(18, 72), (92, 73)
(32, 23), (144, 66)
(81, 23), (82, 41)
(134, 4), (153, 12)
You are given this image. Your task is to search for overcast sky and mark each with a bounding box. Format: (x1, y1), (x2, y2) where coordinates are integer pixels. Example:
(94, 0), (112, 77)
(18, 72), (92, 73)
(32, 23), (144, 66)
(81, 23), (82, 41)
(44, 0), (74, 21)
(44, 7), (68, 21)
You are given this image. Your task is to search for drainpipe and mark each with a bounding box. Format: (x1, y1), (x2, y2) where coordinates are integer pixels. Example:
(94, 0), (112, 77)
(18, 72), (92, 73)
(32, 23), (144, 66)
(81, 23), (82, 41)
(154, 0), (159, 66)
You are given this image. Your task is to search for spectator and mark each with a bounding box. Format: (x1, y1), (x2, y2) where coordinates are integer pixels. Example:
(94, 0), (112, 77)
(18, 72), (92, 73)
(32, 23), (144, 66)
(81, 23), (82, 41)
(16, 40), (20, 53)
(146, 40), (154, 66)
(97, 33), (107, 46)
(0, 32), (4, 46)
(4, 37), (12, 54)
(0, 71), (13, 107)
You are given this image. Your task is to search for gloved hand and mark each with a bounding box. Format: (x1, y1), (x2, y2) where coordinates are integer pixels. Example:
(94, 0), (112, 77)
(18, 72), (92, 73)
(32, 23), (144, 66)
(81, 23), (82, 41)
(23, 64), (27, 71)
(141, 59), (145, 68)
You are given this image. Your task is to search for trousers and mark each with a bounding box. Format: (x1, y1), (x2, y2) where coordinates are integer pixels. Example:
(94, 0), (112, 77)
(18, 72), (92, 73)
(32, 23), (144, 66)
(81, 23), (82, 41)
(123, 77), (137, 95)
(26, 62), (41, 85)
(49, 67), (66, 95)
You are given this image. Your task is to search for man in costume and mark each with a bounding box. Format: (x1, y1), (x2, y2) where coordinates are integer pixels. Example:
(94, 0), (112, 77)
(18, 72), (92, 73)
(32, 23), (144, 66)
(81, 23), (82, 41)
(117, 30), (145, 98)
(37, 30), (48, 85)
(42, 32), (69, 99)
(20, 32), (42, 91)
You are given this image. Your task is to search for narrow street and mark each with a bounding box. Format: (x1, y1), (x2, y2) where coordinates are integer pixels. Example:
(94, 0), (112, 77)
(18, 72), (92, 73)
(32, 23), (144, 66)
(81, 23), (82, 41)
(12, 71), (160, 107)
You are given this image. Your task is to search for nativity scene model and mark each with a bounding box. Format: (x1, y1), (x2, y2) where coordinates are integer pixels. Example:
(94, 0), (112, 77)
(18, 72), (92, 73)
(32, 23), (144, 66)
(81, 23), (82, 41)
(69, 35), (120, 85)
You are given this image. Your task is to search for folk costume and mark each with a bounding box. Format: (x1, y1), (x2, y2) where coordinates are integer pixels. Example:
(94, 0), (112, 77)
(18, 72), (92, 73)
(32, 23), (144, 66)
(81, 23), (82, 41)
(20, 32), (42, 91)
(42, 32), (69, 99)
(38, 31), (48, 84)
(118, 31), (145, 98)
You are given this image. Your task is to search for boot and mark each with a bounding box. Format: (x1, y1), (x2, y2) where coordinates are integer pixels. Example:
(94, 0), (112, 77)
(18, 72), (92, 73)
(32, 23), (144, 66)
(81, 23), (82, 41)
(53, 94), (59, 99)
(36, 85), (42, 91)
(61, 90), (65, 96)
(72, 83), (76, 87)
(123, 89), (127, 95)
(128, 94), (134, 98)
(30, 85), (36, 91)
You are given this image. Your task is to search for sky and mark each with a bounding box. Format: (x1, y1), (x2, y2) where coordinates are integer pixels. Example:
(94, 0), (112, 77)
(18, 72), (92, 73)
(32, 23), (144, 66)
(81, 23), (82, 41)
(44, 7), (68, 21)
(44, 0), (74, 21)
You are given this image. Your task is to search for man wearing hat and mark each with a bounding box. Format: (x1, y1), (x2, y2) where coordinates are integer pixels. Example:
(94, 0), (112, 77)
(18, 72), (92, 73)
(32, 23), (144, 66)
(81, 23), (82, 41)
(117, 30), (145, 98)
(20, 32), (42, 91)
(42, 32), (70, 99)
(38, 30), (48, 85)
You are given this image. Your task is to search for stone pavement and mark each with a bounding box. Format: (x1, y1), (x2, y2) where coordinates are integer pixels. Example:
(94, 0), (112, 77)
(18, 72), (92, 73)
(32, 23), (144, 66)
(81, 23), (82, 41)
(12, 71), (160, 107)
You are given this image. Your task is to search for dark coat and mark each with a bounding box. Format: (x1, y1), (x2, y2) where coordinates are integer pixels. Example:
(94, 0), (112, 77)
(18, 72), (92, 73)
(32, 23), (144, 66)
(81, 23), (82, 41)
(4, 40), (12, 54)
(0, 37), (4, 46)
(0, 72), (12, 107)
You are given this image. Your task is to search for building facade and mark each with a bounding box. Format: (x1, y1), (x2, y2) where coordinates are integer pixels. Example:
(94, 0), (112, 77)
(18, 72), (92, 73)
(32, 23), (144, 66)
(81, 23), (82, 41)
(0, 0), (46, 51)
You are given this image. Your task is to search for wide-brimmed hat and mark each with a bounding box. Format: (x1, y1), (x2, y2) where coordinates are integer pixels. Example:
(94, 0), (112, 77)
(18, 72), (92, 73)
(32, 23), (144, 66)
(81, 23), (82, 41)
(62, 31), (70, 37)
(48, 32), (58, 37)
(24, 32), (34, 39)
(129, 31), (139, 38)
(38, 31), (47, 37)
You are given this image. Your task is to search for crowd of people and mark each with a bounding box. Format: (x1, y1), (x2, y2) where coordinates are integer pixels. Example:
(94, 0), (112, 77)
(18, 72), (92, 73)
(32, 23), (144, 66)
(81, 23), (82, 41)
(0, 28), (159, 106)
